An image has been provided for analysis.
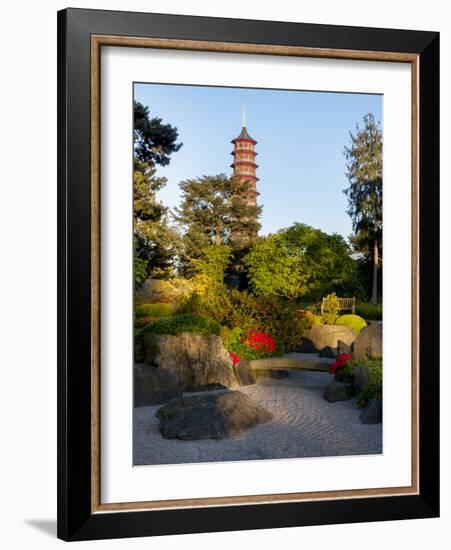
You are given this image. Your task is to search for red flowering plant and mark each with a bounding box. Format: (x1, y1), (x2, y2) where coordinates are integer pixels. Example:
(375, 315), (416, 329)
(243, 330), (277, 354)
(223, 327), (283, 363)
(229, 351), (241, 365)
(329, 353), (351, 376)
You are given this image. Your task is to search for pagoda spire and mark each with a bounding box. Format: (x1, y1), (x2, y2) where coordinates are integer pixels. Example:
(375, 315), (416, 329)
(242, 104), (246, 127)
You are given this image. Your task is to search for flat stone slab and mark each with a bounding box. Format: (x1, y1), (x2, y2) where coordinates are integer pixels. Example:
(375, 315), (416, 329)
(247, 352), (334, 373)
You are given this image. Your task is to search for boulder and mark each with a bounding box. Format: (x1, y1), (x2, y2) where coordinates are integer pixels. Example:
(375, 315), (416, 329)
(353, 365), (371, 394)
(359, 399), (383, 424)
(138, 333), (239, 391)
(353, 323), (382, 359)
(337, 339), (352, 356)
(319, 346), (337, 359)
(134, 364), (182, 407)
(323, 379), (354, 402)
(234, 361), (258, 386)
(156, 391), (273, 440)
(300, 325), (357, 353)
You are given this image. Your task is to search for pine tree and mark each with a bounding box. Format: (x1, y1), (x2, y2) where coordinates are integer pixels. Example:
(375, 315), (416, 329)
(133, 101), (182, 281)
(133, 160), (180, 278)
(174, 174), (262, 261)
(344, 114), (382, 304)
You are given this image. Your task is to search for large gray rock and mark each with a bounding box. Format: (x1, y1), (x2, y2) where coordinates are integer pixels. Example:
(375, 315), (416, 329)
(353, 323), (382, 359)
(138, 333), (238, 391)
(359, 399), (382, 424)
(300, 325), (357, 353)
(134, 364), (182, 406)
(156, 391), (273, 440)
(323, 380), (354, 402)
(353, 365), (371, 395)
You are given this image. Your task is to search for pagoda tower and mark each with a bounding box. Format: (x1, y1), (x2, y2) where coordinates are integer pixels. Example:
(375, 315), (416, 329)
(231, 107), (259, 206)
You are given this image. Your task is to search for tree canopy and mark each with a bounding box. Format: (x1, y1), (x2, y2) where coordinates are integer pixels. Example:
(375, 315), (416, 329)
(133, 102), (182, 282)
(174, 174), (262, 258)
(134, 100), (183, 166)
(343, 113), (382, 303)
(244, 223), (356, 300)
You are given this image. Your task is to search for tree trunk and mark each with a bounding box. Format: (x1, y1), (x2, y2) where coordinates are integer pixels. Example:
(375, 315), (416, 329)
(371, 238), (379, 304)
(215, 227), (222, 246)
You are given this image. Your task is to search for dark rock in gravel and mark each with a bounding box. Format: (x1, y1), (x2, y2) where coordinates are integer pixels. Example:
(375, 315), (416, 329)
(156, 391), (273, 440)
(134, 364), (182, 407)
(359, 399), (382, 424)
(323, 380), (354, 403)
(337, 339), (352, 357)
(319, 346), (337, 359)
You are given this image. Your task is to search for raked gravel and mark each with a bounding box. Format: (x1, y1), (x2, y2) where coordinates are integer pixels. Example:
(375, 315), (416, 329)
(133, 371), (382, 466)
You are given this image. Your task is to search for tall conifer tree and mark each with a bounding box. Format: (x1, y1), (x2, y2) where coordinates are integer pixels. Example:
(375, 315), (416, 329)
(344, 114), (382, 304)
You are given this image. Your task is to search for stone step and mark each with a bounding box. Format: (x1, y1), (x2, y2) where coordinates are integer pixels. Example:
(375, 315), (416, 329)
(247, 352), (334, 373)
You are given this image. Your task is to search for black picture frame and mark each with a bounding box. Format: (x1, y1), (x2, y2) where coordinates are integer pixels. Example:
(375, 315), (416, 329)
(57, 7), (439, 541)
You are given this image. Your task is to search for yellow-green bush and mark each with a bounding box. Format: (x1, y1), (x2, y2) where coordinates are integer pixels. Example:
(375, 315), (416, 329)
(335, 314), (367, 333)
(140, 314), (221, 337)
(135, 303), (174, 319)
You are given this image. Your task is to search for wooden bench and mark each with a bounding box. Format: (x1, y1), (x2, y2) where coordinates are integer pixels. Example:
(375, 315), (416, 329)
(321, 296), (355, 315)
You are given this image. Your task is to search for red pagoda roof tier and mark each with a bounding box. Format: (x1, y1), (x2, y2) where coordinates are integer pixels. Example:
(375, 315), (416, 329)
(231, 161), (259, 169)
(231, 126), (257, 144)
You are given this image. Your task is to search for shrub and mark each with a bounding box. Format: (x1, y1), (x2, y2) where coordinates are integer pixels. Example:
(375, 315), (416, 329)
(311, 315), (324, 326)
(329, 353), (352, 377)
(322, 292), (340, 315)
(222, 327), (283, 361)
(335, 357), (383, 405)
(335, 314), (367, 333)
(135, 303), (174, 319)
(178, 287), (309, 351)
(321, 313), (339, 325)
(358, 365), (382, 405)
(356, 302), (383, 321)
(140, 314), (221, 337)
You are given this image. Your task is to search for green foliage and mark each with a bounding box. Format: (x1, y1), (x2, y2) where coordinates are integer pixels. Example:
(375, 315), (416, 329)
(356, 302), (383, 320)
(244, 223), (357, 301)
(174, 174), (262, 259)
(134, 100), (182, 166)
(177, 287), (309, 352)
(134, 163), (181, 279)
(344, 113), (383, 303)
(322, 292), (340, 315)
(335, 314), (367, 333)
(321, 313), (339, 325)
(335, 360), (358, 384)
(135, 303), (174, 319)
(192, 244), (232, 285)
(336, 357), (382, 405)
(311, 315), (324, 326)
(358, 365), (383, 405)
(140, 313), (221, 336)
(134, 240), (148, 290)
(133, 101), (182, 281)
(221, 327), (283, 360)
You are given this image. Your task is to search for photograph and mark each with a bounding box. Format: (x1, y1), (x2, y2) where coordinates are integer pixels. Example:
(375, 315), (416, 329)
(132, 82), (384, 466)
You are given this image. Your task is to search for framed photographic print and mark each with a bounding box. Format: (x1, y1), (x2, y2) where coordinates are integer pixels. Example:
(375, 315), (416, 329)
(57, 8), (439, 541)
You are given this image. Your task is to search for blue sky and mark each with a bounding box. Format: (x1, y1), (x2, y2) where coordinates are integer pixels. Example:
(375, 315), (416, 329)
(134, 83), (382, 240)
